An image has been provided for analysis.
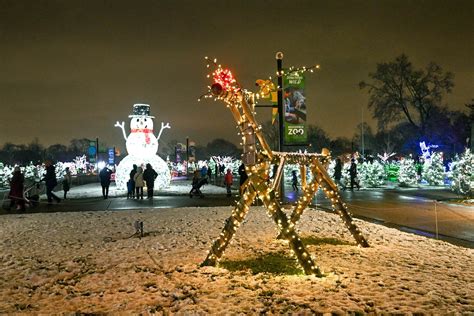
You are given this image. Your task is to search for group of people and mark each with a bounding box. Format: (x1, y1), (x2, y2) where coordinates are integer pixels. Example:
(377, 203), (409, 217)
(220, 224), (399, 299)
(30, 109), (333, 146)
(6, 157), (361, 211)
(6, 161), (161, 210)
(7, 161), (73, 211)
(333, 158), (360, 191)
(286, 157), (360, 193)
(126, 163), (158, 200)
(189, 164), (240, 198)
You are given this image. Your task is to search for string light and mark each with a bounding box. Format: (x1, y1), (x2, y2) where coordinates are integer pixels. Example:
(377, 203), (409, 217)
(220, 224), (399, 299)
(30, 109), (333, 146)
(200, 56), (368, 276)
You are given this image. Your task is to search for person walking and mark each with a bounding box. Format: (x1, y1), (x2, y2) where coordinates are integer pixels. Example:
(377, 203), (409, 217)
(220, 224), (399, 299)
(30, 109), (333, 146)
(99, 166), (113, 199)
(44, 161), (61, 203)
(9, 166), (25, 211)
(349, 158), (360, 191)
(224, 168), (233, 197)
(133, 166), (145, 199)
(207, 165), (212, 184)
(62, 167), (72, 199)
(291, 170), (298, 192)
(143, 163), (158, 199)
(189, 170), (202, 198)
(238, 163), (248, 195)
(334, 158), (344, 190)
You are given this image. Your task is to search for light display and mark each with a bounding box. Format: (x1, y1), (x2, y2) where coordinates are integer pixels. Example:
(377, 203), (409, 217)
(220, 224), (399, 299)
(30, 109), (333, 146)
(378, 152), (396, 163)
(419, 141), (439, 163)
(449, 149), (473, 197)
(212, 68), (238, 93)
(358, 161), (386, 188)
(114, 103), (171, 190)
(199, 58), (369, 276)
(422, 152), (445, 186)
(398, 158), (417, 187)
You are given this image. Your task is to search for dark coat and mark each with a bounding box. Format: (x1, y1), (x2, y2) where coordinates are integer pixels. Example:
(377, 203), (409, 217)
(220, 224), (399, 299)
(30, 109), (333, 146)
(334, 162), (342, 180)
(143, 167), (158, 187)
(44, 165), (58, 188)
(9, 171), (24, 199)
(130, 168), (137, 181)
(349, 162), (357, 179)
(238, 164), (248, 186)
(99, 168), (113, 186)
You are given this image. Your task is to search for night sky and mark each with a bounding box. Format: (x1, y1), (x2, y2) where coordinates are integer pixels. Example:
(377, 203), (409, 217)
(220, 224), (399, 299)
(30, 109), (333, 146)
(0, 0), (472, 151)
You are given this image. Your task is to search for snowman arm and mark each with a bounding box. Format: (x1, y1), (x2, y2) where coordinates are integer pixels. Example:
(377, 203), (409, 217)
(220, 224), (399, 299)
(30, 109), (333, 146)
(157, 122), (171, 140)
(114, 121), (127, 141)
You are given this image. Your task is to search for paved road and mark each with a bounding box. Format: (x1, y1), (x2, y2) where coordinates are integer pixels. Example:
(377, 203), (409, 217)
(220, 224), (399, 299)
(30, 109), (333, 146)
(2, 185), (473, 247)
(286, 187), (474, 247)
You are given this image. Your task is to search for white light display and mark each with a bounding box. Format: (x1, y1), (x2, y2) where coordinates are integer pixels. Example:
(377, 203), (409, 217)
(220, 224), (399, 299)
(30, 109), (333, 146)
(114, 103), (171, 190)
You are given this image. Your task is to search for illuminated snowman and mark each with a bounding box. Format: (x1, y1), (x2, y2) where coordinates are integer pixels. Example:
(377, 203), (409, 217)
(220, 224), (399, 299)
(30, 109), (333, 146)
(114, 104), (171, 190)
(115, 104), (170, 156)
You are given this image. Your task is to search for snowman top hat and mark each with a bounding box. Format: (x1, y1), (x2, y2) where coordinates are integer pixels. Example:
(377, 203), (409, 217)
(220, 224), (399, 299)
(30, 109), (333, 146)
(129, 103), (155, 118)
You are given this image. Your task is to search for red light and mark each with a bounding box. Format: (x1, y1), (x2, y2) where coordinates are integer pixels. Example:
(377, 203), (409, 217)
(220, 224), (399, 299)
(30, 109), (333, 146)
(212, 68), (236, 92)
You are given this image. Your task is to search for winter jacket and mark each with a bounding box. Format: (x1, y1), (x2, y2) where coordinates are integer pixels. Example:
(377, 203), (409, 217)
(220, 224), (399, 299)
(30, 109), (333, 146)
(134, 168), (145, 187)
(9, 171), (24, 199)
(143, 167), (158, 187)
(224, 172), (233, 186)
(44, 165), (58, 188)
(63, 171), (72, 191)
(99, 168), (113, 186)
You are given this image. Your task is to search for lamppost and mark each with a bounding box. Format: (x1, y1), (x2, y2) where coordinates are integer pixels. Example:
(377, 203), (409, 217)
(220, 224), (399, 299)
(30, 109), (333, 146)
(276, 52), (284, 152)
(276, 52), (286, 199)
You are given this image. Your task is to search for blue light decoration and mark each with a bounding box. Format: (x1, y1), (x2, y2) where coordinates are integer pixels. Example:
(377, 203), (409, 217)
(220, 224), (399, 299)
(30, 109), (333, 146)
(419, 141), (439, 162)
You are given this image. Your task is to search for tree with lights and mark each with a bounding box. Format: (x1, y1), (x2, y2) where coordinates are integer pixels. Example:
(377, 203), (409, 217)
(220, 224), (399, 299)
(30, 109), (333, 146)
(398, 158), (417, 187)
(359, 160), (385, 188)
(422, 152), (445, 185)
(449, 149), (473, 198)
(198, 57), (368, 276)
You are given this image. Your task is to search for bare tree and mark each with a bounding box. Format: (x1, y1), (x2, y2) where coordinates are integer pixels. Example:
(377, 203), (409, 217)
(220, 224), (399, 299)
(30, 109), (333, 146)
(359, 54), (454, 135)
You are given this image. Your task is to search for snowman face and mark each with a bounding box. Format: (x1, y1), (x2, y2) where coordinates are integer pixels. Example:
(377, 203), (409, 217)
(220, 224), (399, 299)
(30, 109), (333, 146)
(130, 116), (154, 130)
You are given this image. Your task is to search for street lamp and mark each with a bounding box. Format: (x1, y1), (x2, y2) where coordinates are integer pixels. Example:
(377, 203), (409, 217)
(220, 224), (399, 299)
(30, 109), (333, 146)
(276, 52), (284, 152)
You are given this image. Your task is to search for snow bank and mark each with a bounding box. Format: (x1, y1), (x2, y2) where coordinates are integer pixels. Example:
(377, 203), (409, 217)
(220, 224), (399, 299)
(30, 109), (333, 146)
(0, 206), (472, 314)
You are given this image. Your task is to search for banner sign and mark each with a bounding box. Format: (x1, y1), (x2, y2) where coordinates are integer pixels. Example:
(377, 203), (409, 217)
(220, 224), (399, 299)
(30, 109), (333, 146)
(107, 148), (115, 165)
(88, 140), (97, 163)
(283, 72), (307, 144)
(175, 143), (186, 163)
(188, 141), (196, 163)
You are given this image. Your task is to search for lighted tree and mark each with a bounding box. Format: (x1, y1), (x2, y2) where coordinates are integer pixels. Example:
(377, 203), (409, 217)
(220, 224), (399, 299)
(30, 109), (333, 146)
(450, 149), (473, 197)
(0, 162), (9, 188)
(398, 158), (417, 187)
(359, 160), (385, 188)
(422, 152), (445, 185)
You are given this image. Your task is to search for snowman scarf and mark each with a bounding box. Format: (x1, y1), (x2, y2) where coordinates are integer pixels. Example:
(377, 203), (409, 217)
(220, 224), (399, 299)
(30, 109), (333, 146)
(131, 128), (153, 144)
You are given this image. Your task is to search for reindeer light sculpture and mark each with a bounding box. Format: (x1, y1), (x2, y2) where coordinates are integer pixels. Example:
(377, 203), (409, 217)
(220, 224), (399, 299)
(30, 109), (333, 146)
(200, 57), (369, 276)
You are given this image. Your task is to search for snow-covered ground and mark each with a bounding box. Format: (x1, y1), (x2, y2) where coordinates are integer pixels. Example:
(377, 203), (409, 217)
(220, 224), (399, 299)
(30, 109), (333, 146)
(1, 204), (472, 314)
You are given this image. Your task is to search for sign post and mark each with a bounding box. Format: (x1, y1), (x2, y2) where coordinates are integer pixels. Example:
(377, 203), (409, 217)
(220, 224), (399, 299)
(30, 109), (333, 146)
(276, 52), (284, 152)
(283, 71), (307, 145)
